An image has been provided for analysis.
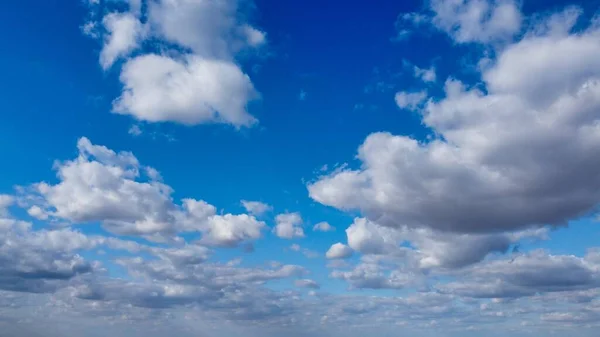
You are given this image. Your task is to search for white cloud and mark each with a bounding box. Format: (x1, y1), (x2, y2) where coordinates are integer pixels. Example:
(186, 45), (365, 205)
(439, 249), (600, 298)
(326, 243), (353, 259)
(0, 218), (96, 293)
(85, 0), (266, 128)
(413, 65), (436, 83)
(309, 12), (600, 234)
(330, 259), (416, 290)
(27, 205), (48, 220)
(289, 244), (319, 259)
(128, 124), (142, 136)
(113, 54), (258, 127)
(241, 25), (267, 47)
(100, 12), (144, 70)
(274, 212), (304, 239)
(313, 221), (335, 232)
(147, 0), (259, 58)
(430, 0), (522, 43)
(21, 137), (265, 246)
(342, 218), (547, 270)
(346, 218), (399, 255)
(0, 195), (14, 216)
(31, 137), (176, 237)
(394, 90), (427, 110)
(241, 200), (272, 216)
(201, 214), (265, 247)
(294, 279), (320, 289)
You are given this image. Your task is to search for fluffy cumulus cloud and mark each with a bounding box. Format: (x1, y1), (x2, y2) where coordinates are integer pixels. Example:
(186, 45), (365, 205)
(310, 9), (600, 235)
(308, 7), (600, 329)
(326, 243), (353, 259)
(6, 1), (600, 336)
(85, 0), (265, 128)
(274, 212), (305, 239)
(113, 54), (258, 127)
(21, 137), (265, 246)
(241, 200), (272, 216)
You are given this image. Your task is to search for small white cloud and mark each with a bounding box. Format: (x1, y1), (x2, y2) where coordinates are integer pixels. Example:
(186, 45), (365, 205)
(27, 206), (48, 220)
(295, 279), (320, 289)
(274, 212), (304, 239)
(394, 90), (427, 110)
(413, 65), (436, 83)
(241, 200), (272, 216)
(0, 195), (14, 216)
(313, 221), (335, 232)
(326, 243), (353, 259)
(430, 0), (522, 44)
(241, 25), (267, 47)
(128, 124), (142, 136)
(202, 214), (265, 247)
(81, 21), (99, 38)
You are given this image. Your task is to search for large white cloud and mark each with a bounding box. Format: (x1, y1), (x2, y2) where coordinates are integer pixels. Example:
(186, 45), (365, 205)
(86, 0), (265, 128)
(310, 11), (600, 234)
(114, 54), (257, 127)
(24, 137), (265, 246)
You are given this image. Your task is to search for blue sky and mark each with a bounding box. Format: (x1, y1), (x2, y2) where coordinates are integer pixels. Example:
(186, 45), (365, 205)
(1, 0), (600, 336)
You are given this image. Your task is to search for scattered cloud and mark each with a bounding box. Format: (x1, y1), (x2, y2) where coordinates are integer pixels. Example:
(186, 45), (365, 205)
(313, 221), (335, 232)
(241, 200), (272, 216)
(289, 244), (319, 259)
(394, 90), (427, 110)
(310, 10), (600, 235)
(128, 124), (142, 136)
(413, 65), (436, 83)
(20, 137), (265, 246)
(274, 212), (305, 239)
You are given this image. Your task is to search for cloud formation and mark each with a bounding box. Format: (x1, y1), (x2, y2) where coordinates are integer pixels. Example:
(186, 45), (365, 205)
(86, 0), (265, 127)
(22, 137), (265, 246)
(310, 10), (600, 234)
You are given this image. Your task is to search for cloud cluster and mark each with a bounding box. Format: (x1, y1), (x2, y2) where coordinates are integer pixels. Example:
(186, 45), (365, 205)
(397, 0), (522, 44)
(4, 1), (600, 336)
(22, 137), (265, 246)
(310, 9), (600, 235)
(85, 0), (265, 127)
